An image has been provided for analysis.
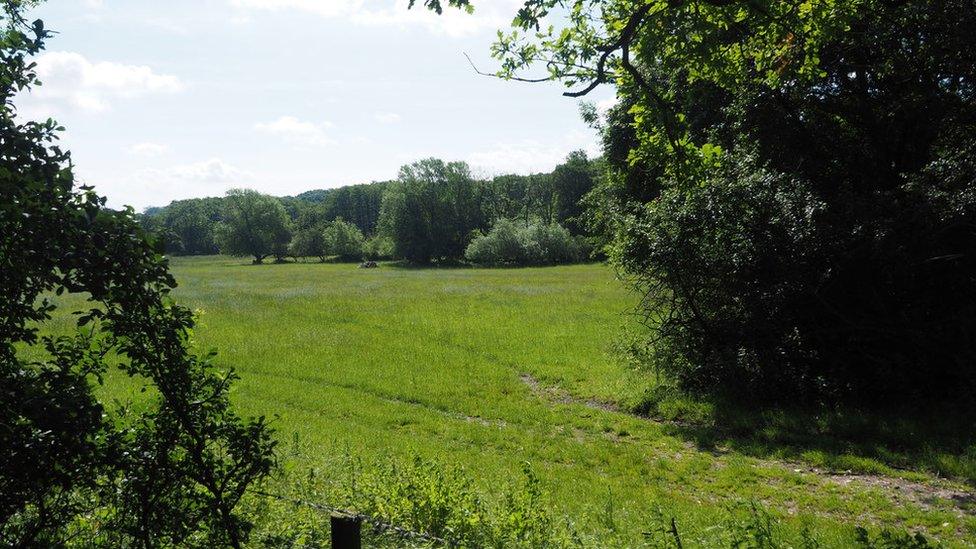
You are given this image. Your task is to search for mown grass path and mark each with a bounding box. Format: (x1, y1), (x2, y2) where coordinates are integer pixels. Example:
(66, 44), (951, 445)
(96, 256), (976, 546)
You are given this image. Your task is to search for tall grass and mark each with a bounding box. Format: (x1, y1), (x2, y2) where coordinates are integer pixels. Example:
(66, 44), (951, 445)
(61, 256), (976, 547)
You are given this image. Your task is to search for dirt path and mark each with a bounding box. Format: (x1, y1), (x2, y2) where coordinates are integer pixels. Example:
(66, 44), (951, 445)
(518, 373), (976, 519)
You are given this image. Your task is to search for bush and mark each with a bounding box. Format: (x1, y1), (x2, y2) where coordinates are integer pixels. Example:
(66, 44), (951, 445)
(324, 218), (365, 262)
(620, 149), (976, 405)
(364, 234), (395, 260)
(249, 452), (938, 548)
(526, 222), (583, 264)
(289, 225), (328, 262)
(253, 454), (579, 548)
(466, 219), (581, 266)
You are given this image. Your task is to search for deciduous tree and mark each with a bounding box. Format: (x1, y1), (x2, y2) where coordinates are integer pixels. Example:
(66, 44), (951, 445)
(378, 158), (486, 263)
(216, 189), (292, 264)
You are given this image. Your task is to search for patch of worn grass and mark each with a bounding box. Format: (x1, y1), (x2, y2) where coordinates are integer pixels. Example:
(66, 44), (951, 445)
(47, 255), (976, 547)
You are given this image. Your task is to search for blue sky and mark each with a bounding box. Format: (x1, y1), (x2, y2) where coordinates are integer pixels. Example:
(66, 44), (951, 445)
(17, 0), (615, 211)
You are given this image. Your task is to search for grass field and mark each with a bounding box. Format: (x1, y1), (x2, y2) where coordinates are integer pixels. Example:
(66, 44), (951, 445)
(50, 256), (976, 546)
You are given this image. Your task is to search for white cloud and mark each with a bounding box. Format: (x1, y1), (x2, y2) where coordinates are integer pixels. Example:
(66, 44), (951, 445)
(132, 158), (250, 189)
(255, 115), (335, 147)
(373, 111), (401, 124)
(135, 158), (252, 193)
(128, 142), (170, 157)
(92, 159), (254, 210)
(230, 0), (359, 18)
(229, 0), (525, 37)
(27, 51), (183, 113)
(465, 130), (601, 175)
(161, 158), (253, 183)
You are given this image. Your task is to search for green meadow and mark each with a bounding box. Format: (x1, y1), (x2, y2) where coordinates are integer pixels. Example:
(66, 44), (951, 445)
(54, 256), (976, 546)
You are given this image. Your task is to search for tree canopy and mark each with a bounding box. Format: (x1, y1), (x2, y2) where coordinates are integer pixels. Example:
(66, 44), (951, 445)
(215, 189), (293, 264)
(324, 218), (366, 262)
(159, 197), (223, 255)
(378, 158), (487, 263)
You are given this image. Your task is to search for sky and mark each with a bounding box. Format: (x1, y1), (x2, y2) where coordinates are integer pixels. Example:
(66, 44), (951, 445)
(16, 0), (615, 211)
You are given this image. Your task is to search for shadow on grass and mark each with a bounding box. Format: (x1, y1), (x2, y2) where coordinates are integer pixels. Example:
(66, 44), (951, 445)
(216, 257), (367, 267)
(638, 389), (976, 485)
(384, 259), (607, 270)
(383, 259), (473, 270)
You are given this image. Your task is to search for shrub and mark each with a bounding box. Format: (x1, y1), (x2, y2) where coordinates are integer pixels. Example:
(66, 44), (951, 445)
(289, 225), (328, 262)
(250, 452), (938, 548)
(324, 218), (365, 262)
(364, 234), (395, 260)
(620, 148), (976, 405)
(466, 219), (581, 266)
(526, 222), (582, 264)
(255, 454), (579, 548)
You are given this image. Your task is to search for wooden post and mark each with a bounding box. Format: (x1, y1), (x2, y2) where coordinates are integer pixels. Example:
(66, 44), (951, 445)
(330, 513), (362, 549)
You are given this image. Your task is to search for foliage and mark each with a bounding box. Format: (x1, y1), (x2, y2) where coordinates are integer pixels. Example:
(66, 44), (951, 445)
(378, 158), (487, 263)
(477, 151), (600, 236)
(482, 172), (555, 226)
(0, 4), (275, 546)
(465, 218), (581, 266)
(215, 189), (293, 264)
(156, 198), (223, 255)
(323, 218), (365, 262)
(854, 527), (938, 549)
(319, 182), (389, 236)
(140, 155), (597, 265)
(246, 455), (578, 548)
(253, 452), (938, 548)
(453, 0), (976, 407)
(614, 153), (833, 400)
(364, 234), (395, 260)
(143, 183), (388, 257)
(292, 182), (390, 237)
(289, 224), (329, 262)
(551, 150), (599, 234)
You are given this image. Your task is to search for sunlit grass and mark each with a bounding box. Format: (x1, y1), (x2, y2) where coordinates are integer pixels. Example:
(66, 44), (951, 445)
(63, 256), (976, 546)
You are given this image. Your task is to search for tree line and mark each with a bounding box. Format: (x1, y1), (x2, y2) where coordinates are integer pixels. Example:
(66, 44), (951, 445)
(140, 152), (602, 266)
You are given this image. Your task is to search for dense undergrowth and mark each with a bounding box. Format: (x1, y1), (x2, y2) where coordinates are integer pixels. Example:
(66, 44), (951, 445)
(244, 450), (942, 548)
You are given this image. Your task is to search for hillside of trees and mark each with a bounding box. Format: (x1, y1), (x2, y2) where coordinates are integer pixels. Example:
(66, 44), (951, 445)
(139, 152), (602, 265)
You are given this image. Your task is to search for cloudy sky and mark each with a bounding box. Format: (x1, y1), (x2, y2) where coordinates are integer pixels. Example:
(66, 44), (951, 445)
(16, 0), (614, 211)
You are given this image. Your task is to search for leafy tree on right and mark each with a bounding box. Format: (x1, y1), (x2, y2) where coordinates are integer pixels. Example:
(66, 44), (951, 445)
(444, 0), (976, 407)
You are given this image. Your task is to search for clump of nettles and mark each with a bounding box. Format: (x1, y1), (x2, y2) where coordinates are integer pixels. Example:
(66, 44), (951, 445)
(246, 454), (581, 548)
(242, 452), (938, 548)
